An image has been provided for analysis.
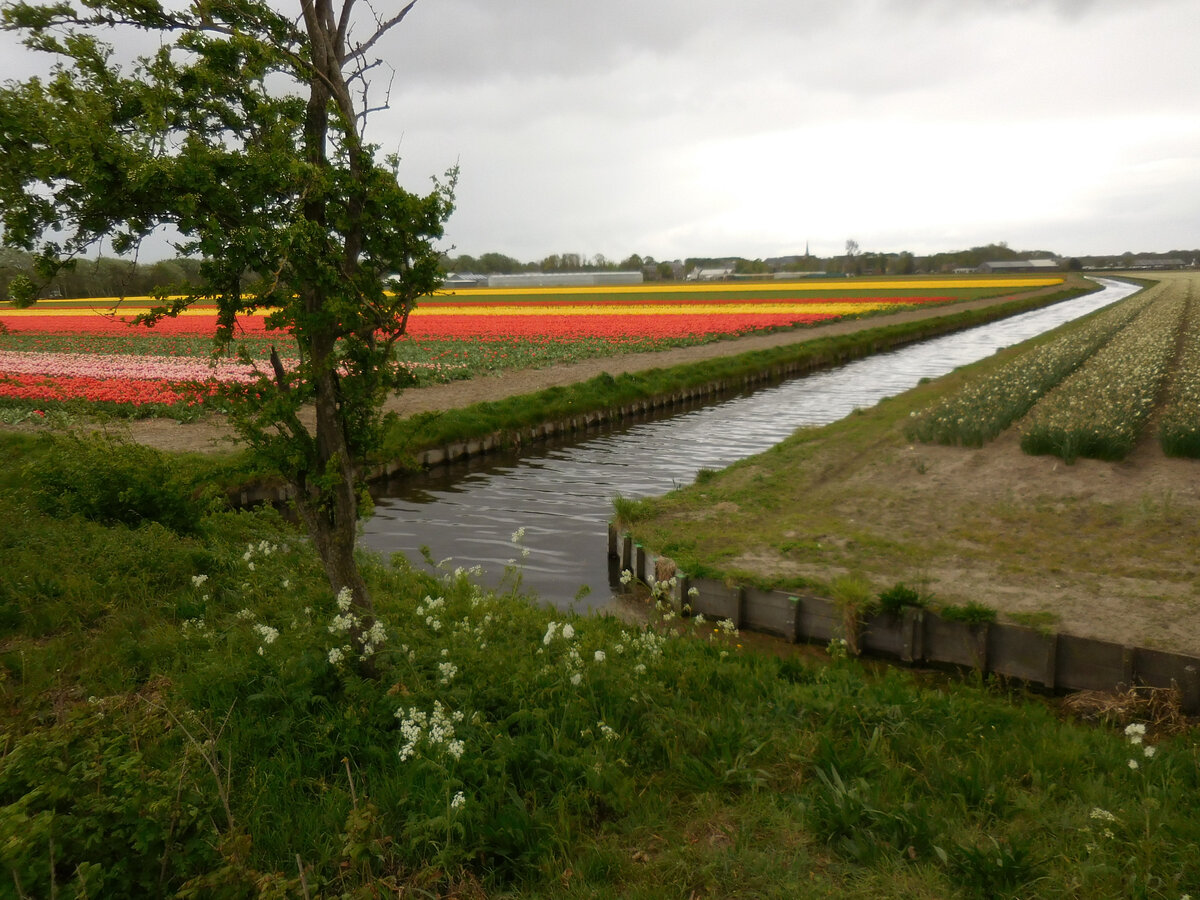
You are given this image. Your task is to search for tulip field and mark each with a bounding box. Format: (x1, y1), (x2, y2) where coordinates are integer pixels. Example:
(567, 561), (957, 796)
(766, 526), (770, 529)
(908, 276), (1200, 460)
(0, 277), (1060, 417)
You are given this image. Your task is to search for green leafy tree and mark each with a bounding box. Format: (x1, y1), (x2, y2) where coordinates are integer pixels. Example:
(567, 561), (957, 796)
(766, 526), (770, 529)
(0, 0), (455, 635)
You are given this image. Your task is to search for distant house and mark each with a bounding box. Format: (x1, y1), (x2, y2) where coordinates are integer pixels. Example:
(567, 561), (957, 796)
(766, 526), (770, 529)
(978, 259), (1060, 274)
(686, 267), (735, 281)
(1131, 258), (1188, 270)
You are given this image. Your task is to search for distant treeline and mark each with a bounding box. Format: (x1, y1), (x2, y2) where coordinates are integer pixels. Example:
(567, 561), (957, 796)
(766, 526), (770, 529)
(3, 243), (1197, 301)
(0, 249), (205, 302)
(442, 243), (1200, 279)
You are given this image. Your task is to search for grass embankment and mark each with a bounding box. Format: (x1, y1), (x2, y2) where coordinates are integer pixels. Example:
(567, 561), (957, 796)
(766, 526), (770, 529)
(376, 282), (1096, 467)
(615, 282), (1200, 652)
(2, 431), (1198, 897)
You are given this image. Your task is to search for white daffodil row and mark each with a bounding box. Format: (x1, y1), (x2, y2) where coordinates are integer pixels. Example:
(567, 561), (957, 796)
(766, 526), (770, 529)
(1019, 284), (1187, 462)
(907, 290), (1154, 448)
(1159, 283), (1200, 459)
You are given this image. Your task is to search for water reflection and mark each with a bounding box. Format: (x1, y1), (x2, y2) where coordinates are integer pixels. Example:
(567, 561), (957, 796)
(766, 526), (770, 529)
(361, 279), (1141, 611)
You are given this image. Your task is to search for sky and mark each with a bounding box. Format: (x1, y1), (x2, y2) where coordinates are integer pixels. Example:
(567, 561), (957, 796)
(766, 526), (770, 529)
(4, 0), (1199, 263)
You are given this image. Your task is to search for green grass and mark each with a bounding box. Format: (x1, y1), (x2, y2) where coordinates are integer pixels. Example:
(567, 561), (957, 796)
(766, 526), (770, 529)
(616, 301), (1200, 650)
(1, 431), (1198, 898)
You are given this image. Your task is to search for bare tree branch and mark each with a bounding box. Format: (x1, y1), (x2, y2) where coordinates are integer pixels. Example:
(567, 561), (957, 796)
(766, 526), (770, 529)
(344, 0), (415, 63)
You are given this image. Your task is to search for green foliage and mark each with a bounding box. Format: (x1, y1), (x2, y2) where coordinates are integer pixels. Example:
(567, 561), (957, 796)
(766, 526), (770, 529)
(0, 0), (457, 621)
(3, 433), (1200, 897)
(611, 494), (656, 527)
(23, 433), (208, 533)
(4, 273), (35, 307)
(939, 601), (999, 625)
(0, 702), (219, 896)
(876, 582), (924, 615)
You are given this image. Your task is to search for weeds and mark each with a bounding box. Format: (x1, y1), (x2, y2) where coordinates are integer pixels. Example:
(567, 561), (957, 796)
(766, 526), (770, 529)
(1, 433), (1198, 897)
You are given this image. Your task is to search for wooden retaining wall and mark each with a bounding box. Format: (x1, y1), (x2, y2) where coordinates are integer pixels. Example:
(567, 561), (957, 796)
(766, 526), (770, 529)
(613, 529), (1200, 713)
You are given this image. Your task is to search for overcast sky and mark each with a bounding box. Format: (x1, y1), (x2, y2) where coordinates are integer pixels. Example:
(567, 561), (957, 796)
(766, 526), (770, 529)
(5, 0), (1199, 262)
(370, 0), (1199, 262)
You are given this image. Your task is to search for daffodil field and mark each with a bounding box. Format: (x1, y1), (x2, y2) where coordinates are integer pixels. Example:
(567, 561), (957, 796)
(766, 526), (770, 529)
(1020, 286), (1186, 461)
(0, 277), (1058, 418)
(909, 276), (1200, 461)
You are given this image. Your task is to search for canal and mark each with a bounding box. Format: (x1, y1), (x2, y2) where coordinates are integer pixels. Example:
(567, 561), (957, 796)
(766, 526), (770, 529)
(361, 278), (1141, 611)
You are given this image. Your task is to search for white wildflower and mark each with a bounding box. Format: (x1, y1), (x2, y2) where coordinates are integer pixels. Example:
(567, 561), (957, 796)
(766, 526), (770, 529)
(594, 649), (606, 663)
(191, 574), (208, 587)
(451, 791), (466, 810)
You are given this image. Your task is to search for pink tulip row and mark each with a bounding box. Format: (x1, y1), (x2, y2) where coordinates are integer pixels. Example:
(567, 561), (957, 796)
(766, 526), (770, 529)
(0, 350), (263, 384)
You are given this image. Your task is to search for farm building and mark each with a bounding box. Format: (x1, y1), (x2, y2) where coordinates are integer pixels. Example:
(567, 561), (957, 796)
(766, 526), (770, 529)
(978, 259), (1060, 273)
(442, 272), (488, 288)
(1131, 258), (1190, 270)
(486, 271), (644, 288)
(686, 267), (736, 281)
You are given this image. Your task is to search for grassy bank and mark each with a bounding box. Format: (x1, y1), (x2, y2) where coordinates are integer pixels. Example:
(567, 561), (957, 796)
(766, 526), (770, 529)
(2, 430), (1198, 898)
(376, 281), (1097, 468)
(613, 282), (1200, 651)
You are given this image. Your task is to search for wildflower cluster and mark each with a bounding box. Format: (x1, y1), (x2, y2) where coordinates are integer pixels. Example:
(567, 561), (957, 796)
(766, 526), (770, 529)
(327, 587), (387, 664)
(396, 701), (467, 763)
(1123, 722), (1156, 770)
(252, 623), (279, 655)
(1084, 806), (1120, 853)
(242, 539), (280, 573)
(1021, 289), (1186, 462)
(509, 527), (531, 563)
(907, 292), (1151, 447)
(416, 595), (446, 632)
(581, 720), (621, 743)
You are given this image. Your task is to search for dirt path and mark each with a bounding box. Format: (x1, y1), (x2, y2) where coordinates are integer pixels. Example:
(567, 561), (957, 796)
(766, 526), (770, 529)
(51, 282), (1083, 455)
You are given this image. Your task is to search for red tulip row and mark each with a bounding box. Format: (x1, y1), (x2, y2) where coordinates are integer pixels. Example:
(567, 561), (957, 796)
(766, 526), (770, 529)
(0, 371), (214, 406)
(0, 288), (967, 410)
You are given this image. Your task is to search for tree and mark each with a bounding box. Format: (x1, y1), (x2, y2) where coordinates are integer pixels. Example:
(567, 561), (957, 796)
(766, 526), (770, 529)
(0, 0), (455, 645)
(890, 251), (916, 276)
(477, 251), (523, 274)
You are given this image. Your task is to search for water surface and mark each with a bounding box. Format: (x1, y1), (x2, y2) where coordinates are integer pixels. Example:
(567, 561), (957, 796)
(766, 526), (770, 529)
(362, 279), (1140, 609)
